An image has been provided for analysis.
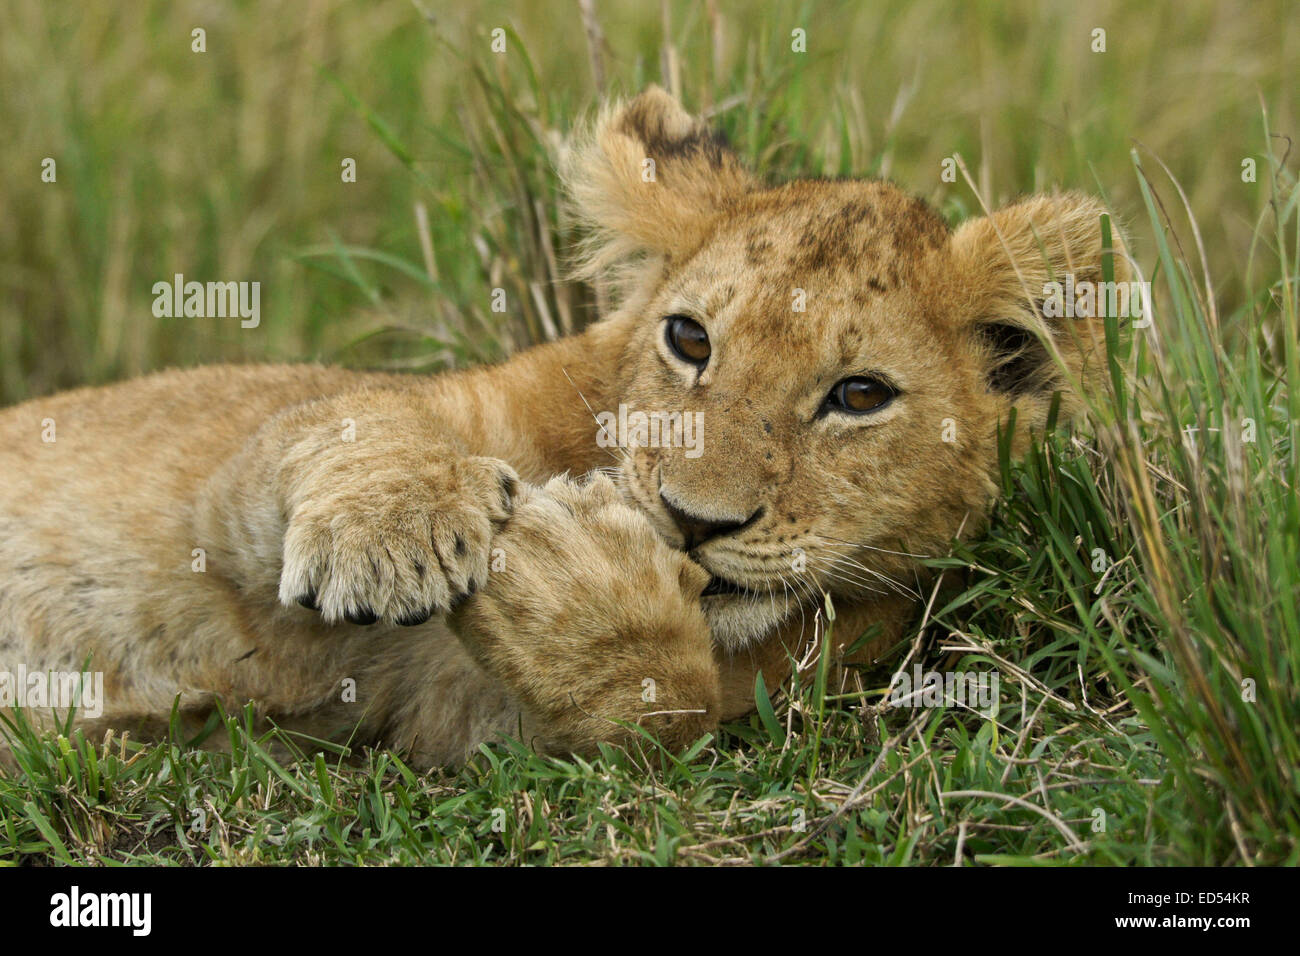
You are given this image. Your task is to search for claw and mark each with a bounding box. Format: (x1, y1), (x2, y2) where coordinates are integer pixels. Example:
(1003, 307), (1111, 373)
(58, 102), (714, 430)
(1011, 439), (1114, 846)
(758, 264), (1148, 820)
(345, 606), (378, 626)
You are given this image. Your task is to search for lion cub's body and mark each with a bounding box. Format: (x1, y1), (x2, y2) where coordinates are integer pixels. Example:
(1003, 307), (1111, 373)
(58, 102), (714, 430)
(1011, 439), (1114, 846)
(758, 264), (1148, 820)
(0, 365), (510, 763)
(0, 88), (1124, 767)
(1, 324), (720, 766)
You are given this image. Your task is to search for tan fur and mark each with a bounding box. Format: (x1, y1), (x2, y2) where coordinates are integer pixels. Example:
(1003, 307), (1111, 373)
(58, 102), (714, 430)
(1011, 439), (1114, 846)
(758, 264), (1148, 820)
(0, 88), (1128, 768)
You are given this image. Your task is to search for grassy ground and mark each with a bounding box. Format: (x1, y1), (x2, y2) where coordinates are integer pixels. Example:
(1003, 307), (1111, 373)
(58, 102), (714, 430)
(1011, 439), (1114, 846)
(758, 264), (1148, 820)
(1, 0), (1297, 864)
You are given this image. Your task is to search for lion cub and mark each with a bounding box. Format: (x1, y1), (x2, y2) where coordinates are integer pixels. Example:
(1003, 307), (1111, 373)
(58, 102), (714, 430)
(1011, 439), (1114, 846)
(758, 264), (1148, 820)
(0, 87), (1126, 767)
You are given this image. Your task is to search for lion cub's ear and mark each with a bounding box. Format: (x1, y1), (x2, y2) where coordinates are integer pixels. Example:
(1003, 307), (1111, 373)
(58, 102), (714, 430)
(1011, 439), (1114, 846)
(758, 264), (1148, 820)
(562, 86), (754, 283)
(951, 192), (1134, 428)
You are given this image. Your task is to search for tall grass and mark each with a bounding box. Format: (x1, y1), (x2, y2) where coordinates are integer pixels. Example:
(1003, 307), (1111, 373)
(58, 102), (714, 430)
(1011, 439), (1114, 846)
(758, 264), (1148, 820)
(2, 1), (1294, 399)
(1098, 128), (1299, 862)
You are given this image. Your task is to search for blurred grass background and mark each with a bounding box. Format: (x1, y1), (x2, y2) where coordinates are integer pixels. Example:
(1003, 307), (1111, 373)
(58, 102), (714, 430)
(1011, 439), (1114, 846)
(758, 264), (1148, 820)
(0, 0), (1294, 401)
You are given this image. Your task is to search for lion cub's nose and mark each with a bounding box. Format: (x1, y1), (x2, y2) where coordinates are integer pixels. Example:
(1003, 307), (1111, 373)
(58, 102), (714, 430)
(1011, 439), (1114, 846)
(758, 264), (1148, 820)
(659, 492), (760, 551)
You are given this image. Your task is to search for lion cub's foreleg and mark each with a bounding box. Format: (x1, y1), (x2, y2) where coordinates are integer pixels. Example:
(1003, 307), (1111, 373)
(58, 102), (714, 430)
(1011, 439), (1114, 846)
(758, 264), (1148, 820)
(443, 474), (721, 756)
(196, 386), (519, 629)
(194, 390), (718, 760)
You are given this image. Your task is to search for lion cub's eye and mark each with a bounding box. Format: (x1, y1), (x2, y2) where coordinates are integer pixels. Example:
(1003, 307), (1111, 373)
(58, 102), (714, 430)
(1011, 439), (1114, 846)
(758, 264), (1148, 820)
(664, 315), (711, 366)
(825, 376), (896, 415)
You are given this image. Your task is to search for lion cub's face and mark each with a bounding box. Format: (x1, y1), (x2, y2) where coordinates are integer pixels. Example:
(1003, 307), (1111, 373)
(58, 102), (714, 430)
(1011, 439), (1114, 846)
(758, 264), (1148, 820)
(566, 89), (1124, 648)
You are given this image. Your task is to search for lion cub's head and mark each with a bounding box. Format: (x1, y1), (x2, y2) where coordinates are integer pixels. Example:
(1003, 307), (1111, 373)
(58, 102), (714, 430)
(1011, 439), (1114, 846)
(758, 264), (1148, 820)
(564, 87), (1130, 649)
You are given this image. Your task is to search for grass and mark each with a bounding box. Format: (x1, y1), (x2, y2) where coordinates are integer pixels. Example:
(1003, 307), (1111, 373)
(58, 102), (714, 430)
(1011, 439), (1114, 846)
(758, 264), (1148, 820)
(1, 0), (1297, 865)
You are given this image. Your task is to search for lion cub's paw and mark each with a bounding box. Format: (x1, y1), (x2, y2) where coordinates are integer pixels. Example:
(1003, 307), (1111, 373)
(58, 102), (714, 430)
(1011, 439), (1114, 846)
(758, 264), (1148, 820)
(450, 472), (721, 755)
(279, 455), (517, 626)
